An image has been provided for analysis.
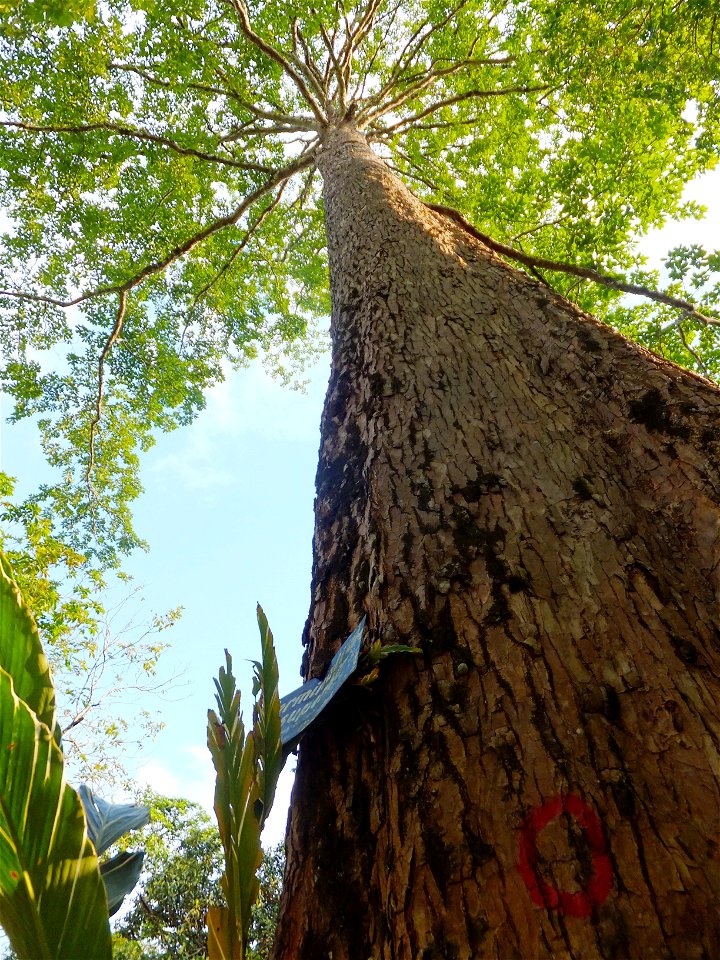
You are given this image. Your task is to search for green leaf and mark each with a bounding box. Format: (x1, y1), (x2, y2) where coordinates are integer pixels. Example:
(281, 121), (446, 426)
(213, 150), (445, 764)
(78, 784), (150, 855)
(207, 609), (284, 959)
(99, 851), (144, 917)
(2, 0), (719, 563)
(0, 667), (111, 960)
(21, 0), (96, 26)
(252, 605), (283, 818)
(0, 554), (59, 743)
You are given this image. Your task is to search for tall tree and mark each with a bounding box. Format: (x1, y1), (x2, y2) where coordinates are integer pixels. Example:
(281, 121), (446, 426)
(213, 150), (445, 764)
(1, 1), (720, 956)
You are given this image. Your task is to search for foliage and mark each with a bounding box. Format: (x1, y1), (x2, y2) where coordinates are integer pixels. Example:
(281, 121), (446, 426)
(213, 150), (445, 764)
(604, 245), (720, 378)
(0, 552), (112, 959)
(112, 793), (284, 960)
(79, 785), (150, 916)
(0, 472), (180, 787)
(114, 794), (225, 958)
(207, 605), (283, 960)
(0, 0), (718, 562)
(355, 639), (422, 686)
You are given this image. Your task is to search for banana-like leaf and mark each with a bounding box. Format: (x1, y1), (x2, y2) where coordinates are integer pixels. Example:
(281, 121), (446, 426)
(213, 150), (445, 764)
(99, 851), (145, 917)
(0, 667), (112, 960)
(0, 554), (59, 744)
(78, 784), (150, 855)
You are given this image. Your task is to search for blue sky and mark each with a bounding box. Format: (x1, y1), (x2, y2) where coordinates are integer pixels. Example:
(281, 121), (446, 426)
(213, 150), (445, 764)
(1, 170), (718, 849)
(0, 340), (331, 845)
(124, 354), (332, 844)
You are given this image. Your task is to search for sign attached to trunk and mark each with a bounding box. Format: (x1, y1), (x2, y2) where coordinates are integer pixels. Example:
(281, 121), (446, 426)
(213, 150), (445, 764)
(280, 617), (366, 746)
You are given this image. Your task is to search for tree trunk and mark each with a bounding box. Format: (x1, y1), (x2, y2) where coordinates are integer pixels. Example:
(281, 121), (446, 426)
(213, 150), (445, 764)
(272, 123), (720, 960)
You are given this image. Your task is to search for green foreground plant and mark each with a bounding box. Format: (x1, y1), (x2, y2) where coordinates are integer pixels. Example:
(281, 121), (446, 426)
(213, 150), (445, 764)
(0, 553), (111, 959)
(0, 552), (148, 959)
(110, 792), (284, 960)
(207, 605), (283, 960)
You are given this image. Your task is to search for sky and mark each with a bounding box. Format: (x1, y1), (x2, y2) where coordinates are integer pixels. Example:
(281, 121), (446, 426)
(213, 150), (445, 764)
(118, 355), (332, 845)
(0, 169), (718, 853)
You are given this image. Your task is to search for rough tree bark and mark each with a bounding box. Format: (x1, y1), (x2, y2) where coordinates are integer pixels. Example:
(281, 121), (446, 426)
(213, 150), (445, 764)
(272, 123), (720, 960)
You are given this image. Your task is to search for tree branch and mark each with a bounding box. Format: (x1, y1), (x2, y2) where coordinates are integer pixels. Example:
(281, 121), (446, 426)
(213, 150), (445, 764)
(349, 5), (401, 104)
(373, 84), (552, 136)
(674, 319), (711, 374)
(293, 26), (330, 104)
(357, 54), (513, 125)
(356, 57), (514, 128)
(86, 290), (128, 493)
(511, 215), (569, 243)
(426, 202), (720, 326)
(0, 119), (275, 174)
(222, 122), (316, 140)
(386, 147), (441, 192)
(108, 61), (233, 102)
(221, 0), (328, 123)
(320, 23), (348, 112)
(385, 0), (472, 90)
(338, 0), (383, 92)
(0, 150), (319, 311)
(187, 179), (290, 312)
(212, 66), (320, 131)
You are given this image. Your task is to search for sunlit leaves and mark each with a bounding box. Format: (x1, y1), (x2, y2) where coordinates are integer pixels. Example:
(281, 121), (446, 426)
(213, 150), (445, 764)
(0, 556), (112, 960)
(1, 0), (719, 562)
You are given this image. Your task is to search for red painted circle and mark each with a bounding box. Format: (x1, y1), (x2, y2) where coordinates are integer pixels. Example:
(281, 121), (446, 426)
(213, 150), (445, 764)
(518, 794), (613, 918)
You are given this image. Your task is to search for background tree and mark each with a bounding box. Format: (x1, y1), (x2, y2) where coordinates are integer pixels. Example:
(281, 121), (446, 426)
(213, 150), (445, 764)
(2, 1), (720, 957)
(112, 793), (283, 960)
(0, 471), (180, 786)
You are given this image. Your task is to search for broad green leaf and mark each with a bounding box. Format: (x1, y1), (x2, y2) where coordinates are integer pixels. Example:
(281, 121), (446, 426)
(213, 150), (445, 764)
(207, 905), (231, 960)
(0, 668), (112, 960)
(78, 784), (150, 855)
(0, 553), (59, 743)
(99, 851), (144, 917)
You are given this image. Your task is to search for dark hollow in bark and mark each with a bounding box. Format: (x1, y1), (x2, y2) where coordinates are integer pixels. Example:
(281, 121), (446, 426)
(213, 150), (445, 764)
(272, 123), (720, 960)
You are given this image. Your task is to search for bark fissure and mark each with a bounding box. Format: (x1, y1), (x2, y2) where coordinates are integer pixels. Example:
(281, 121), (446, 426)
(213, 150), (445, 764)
(273, 123), (720, 960)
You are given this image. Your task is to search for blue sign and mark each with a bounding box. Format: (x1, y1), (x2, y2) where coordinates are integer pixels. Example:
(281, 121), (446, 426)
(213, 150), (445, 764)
(280, 617), (366, 746)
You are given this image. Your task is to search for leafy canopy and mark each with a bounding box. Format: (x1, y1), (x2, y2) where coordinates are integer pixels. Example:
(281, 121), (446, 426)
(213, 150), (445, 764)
(1, 0), (718, 560)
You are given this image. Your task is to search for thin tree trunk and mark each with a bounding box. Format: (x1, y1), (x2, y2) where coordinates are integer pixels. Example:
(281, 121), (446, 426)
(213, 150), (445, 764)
(272, 122), (720, 960)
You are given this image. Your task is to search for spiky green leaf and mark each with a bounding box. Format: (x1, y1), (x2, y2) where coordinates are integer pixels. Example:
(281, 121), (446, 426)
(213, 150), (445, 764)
(207, 609), (284, 959)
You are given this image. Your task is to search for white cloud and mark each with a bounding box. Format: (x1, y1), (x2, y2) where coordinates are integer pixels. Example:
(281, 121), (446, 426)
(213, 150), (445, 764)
(133, 744), (295, 848)
(134, 758), (183, 796)
(147, 356), (329, 494)
(134, 746), (214, 812)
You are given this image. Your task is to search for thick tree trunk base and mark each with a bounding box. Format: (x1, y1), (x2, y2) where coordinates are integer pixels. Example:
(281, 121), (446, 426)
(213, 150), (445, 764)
(272, 125), (720, 960)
